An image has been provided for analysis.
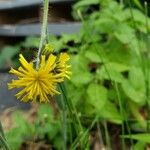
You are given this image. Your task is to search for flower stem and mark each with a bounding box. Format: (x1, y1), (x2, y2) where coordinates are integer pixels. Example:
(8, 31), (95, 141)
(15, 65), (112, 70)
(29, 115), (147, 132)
(59, 83), (85, 149)
(0, 122), (10, 150)
(36, 0), (49, 69)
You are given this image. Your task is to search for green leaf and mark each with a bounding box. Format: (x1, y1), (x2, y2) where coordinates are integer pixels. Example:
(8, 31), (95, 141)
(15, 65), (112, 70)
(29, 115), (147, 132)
(133, 141), (146, 150)
(97, 101), (122, 124)
(87, 83), (107, 111)
(71, 71), (93, 86)
(22, 37), (39, 47)
(74, 0), (99, 10)
(67, 83), (85, 105)
(38, 104), (53, 120)
(0, 46), (19, 67)
(129, 67), (145, 91)
(132, 0), (143, 10)
(93, 18), (117, 33)
(96, 62), (128, 83)
(6, 111), (34, 150)
(37, 104), (60, 139)
(70, 54), (93, 86)
(122, 134), (150, 143)
(114, 23), (135, 44)
(122, 67), (146, 104)
(85, 45), (106, 63)
(106, 38), (132, 65)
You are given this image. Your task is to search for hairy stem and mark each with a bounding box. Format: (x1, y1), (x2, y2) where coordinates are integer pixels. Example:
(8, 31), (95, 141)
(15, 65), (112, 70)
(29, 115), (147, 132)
(36, 0), (49, 69)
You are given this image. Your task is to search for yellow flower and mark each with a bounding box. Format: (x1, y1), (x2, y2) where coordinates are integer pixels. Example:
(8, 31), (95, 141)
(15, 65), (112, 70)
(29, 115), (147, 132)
(8, 54), (64, 103)
(55, 53), (72, 79)
(42, 44), (54, 55)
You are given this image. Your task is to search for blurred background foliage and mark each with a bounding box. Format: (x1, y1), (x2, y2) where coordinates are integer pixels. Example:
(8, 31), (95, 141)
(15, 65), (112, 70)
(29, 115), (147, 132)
(1, 0), (150, 149)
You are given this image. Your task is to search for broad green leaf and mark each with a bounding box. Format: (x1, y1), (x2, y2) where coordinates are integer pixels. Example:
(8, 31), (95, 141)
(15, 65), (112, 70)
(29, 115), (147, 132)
(106, 38), (132, 65)
(67, 83), (85, 105)
(22, 37), (39, 47)
(38, 104), (53, 120)
(122, 79), (146, 104)
(97, 101), (122, 124)
(87, 83), (107, 111)
(71, 54), (93, 86)
(114, 23), (135, 44)
(85, 45), (107, 63)
(94, 18), (117, 33)
(37, 104), (60, 139)
(129, 67), (145, 91)
(122, 134), (150, 143)
(97, 68), (123, 83)
(6, 111), (34, 150)
(71, 71), (93, 86)
(122, 68), (146, 105)
(133, 141), (146, 150)
(85, 49), (102, 63)
(0, 46), (19, 67)
(70, 54), (89, 72)
(96, 62), (128, 83)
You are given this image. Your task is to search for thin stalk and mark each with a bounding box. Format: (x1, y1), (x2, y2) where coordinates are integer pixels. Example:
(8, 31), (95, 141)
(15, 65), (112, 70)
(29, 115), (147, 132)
(0, 122), (5, 140)
(59, 83), (85, 149)
(103, 121), (112, 150)
(0, 134), (10, 150)
(0, 122), (10, 150)
(59, 93), (67, 150)
(36, 0), (49, 69)
(144, 1), (150, 132)
(71, 117), (97, 150)
(120, 0), (123, 6)
(59, 83), (83, 132)
(114, 83), (126, 150)
(97, 122), (104, 149)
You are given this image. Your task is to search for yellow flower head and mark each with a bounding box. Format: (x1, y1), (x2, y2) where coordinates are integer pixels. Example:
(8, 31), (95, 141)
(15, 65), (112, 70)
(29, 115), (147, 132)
(8, 53), (71, 103)
(42, 44), (54, 55)
(56, 53), (72, 79)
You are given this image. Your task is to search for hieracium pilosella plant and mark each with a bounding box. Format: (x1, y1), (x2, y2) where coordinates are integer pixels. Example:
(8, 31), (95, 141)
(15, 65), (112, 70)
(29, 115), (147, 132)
(8, 50), (71, 102)
(8, 9), (71, 103)
(5, 0), (86, 149)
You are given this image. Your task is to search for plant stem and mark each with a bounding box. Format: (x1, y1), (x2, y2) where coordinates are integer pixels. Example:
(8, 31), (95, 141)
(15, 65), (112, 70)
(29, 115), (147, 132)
(59, 83), (85, 149)
(59, 89), (67, 150)
(103, 121), (112, 150)
(144, 1), (150, 132)
(0, 134), (10, 150)
(36, 0), (49, 69)
(0, 123), (10, 150)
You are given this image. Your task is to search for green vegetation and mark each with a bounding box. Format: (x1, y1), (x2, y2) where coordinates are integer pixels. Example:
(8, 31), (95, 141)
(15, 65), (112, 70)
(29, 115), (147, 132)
(0, 0), (150, 149)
